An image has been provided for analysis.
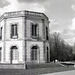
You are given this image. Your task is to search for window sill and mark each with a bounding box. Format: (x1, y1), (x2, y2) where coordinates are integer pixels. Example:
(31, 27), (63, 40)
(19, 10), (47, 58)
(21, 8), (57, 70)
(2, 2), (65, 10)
(11, 36), (18, 39)
(32, 36), (38, 39)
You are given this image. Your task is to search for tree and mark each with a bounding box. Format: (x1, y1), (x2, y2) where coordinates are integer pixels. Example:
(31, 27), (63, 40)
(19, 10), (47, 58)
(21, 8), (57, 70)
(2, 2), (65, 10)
(49, 32), (74, 62)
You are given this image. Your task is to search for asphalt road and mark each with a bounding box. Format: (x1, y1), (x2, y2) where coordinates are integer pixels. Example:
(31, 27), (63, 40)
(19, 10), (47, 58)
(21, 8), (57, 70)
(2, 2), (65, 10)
(40, 70), (75, 75)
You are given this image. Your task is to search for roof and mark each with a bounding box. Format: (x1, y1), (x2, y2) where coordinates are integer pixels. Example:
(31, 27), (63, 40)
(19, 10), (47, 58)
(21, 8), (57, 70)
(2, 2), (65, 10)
(0, 10), (49, 21)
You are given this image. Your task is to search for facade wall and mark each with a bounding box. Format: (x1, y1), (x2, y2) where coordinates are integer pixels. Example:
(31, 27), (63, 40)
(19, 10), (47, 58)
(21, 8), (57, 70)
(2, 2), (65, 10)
(2, 17), (25, 64)
(45, 42), (50, 62)
(0, 20), (5, 63)
(0, 20), (5, 40)
(0, 42), (4, 63)
(4, 40), (25, 63)
(26, 19), (43, 39)
(26, 41), (45, 63)
(0, 11), (50, 68)
(5, 17), (25, 40)
(44, 19), (49, 39)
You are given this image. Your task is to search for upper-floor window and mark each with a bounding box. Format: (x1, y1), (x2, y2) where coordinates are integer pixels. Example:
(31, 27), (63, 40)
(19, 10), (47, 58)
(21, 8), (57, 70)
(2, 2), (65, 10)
(11, 24), (18, 39)
(31, 23), (38, 38)
(46, 27), (48, 40)
(0, 27), (2, 40)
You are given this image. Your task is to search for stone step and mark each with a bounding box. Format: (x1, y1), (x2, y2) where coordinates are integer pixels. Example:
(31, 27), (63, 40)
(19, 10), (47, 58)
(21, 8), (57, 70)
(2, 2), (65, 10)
(0, 64), (25, 69)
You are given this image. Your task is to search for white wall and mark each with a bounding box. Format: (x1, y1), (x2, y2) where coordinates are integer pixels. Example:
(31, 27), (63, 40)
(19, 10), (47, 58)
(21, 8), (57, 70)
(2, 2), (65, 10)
(26, 19), (43, 39)
(5, 17), (25, 40)
(26, 41), (45, 63)
(0, 19), (5, 63)
(0, 13), (50, 64)
(0, 42), (4, 63)
(0, 20), (5, 41)
(45, 42), (50, 62)
(4, 40), (25, 63)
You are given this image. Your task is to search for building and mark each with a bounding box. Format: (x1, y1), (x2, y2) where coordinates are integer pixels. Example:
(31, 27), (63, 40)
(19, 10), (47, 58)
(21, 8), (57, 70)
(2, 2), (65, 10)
(72, 43), (75, 54)
(0, 10), (50, 69)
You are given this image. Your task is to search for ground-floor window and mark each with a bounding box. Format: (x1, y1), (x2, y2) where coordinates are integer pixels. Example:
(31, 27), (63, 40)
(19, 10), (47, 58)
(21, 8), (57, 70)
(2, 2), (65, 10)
(47, 47), (49, 62)
(0, 47), (2, 61)
(11, 46), (18, 63)
(31, 46), (38, 60)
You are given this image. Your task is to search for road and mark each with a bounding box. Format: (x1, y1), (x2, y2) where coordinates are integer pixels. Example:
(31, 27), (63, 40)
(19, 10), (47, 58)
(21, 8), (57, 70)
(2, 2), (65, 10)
(40, 70), (75, 75)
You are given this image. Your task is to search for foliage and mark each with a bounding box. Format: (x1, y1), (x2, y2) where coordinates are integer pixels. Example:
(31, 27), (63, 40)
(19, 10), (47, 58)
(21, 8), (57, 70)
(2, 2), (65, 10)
(49, 32), (74, 62)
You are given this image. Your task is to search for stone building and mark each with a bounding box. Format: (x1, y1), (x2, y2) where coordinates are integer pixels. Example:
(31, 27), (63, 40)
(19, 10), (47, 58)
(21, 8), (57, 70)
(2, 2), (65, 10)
(0, 10), (50, 69)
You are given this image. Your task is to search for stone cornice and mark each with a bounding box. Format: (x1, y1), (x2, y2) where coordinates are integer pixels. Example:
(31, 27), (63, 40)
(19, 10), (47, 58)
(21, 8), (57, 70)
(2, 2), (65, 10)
(0, 10), (49, 21)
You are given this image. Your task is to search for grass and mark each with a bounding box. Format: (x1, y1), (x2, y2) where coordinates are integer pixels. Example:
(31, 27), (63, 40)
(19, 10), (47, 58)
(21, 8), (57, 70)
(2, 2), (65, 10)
(0, 63), (75, 75)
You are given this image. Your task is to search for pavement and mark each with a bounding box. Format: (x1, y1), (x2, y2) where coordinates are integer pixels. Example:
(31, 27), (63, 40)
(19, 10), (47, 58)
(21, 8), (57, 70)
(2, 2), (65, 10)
(39, 70), (75, 75)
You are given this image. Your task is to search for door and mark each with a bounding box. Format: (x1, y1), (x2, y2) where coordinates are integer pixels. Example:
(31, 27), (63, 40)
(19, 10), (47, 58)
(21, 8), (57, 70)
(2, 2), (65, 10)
(11, 46), (18, 64)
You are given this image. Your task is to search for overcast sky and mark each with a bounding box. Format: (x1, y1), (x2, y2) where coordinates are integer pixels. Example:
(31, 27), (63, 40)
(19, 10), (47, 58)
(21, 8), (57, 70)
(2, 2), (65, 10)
(0, 0), (75, 45)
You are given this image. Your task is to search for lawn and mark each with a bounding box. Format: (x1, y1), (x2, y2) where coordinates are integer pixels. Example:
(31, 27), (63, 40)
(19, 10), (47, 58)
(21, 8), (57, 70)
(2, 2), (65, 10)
(0, 63), (75, 75)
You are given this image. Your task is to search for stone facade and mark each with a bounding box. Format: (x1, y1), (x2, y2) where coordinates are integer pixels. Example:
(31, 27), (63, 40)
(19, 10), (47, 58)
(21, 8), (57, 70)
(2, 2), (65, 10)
(0, 10), (50, 69)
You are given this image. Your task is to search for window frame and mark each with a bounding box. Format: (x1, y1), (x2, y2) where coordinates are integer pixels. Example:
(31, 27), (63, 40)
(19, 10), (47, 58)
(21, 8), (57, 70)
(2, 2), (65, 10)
(46, 27), (49, 40)
(10, 23), (18, 39)
(0, 47), (2, 61)
(31, 23), (38, 39)
(31, 46), (38, 60)
(11, 46), (18, 64)
(0, 27), (2, 40)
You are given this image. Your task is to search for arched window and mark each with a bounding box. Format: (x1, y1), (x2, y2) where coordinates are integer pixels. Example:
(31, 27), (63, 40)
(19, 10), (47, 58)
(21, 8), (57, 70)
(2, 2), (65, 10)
(11, 46), (18, 63)
(31, 46), (38, 60)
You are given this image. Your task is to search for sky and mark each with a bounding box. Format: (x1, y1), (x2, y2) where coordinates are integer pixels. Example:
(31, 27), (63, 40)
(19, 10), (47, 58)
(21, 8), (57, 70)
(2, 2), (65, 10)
(0, 0), (75, 45)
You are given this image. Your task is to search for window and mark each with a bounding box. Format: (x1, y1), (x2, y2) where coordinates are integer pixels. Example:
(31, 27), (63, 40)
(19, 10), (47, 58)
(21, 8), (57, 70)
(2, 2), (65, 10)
(11, 24), (18, 39)
(0, 27), (2, 40)
(0, 47), (2, 61)
(31, 46), (38, 60)
(46, 27), (48, 40)
(11, 46), (18, 64)
(31, 23), (38, 38)
(47, 47), (49, 62)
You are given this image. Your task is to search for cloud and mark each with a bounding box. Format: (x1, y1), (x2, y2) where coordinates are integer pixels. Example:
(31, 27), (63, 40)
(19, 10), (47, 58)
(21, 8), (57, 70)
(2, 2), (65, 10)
(0, 0), (18, 15)
(70, 17), (75, 30)
(50, 17), (75, 45)
(60, 29), (75, 45)
(61, 16), (75, 45)
(71, 4), (75, 11)
(0, 0), (45, 15)
(50, 19), (66, 34)
(17, 0), (47, 3)
(0, 0), (10, 8)
(17, 3), (45, 12)
(64, 38), (75, 45)
(0, 0), (75, 45)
